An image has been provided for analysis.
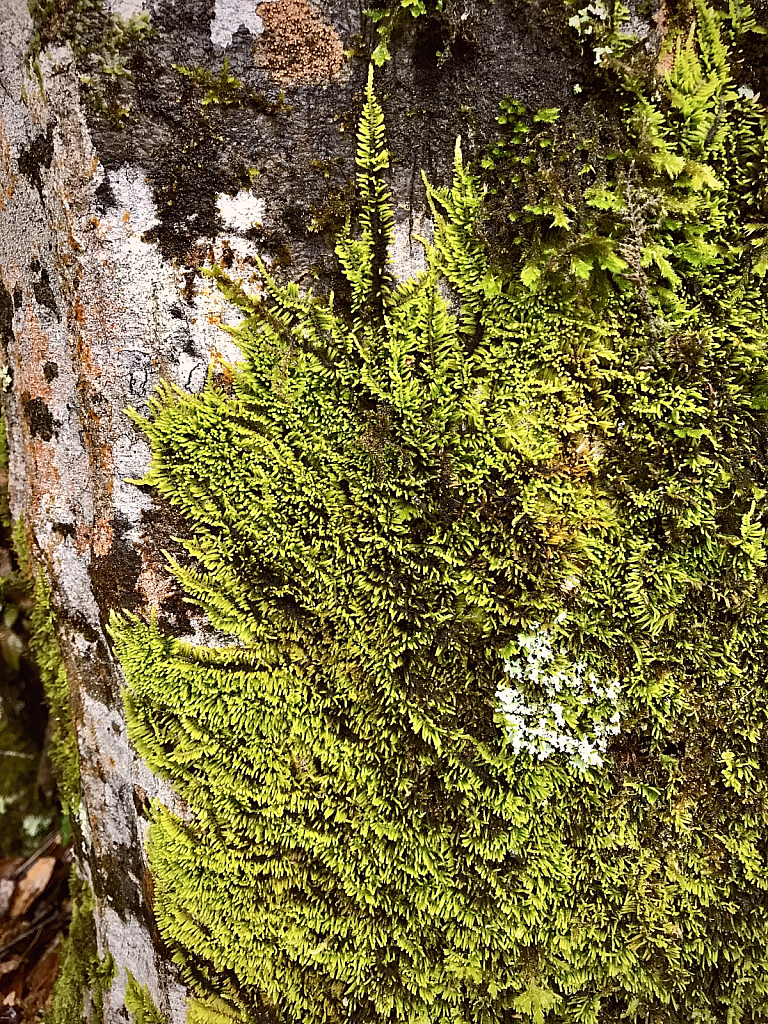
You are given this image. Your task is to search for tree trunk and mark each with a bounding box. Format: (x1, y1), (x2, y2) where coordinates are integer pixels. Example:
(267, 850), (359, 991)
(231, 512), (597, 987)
(13, 1), (768, 1022)
(1, 0), (586, 1015)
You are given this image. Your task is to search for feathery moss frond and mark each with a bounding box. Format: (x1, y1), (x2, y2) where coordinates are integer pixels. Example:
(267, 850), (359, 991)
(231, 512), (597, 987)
(115, 23), (768, 1024)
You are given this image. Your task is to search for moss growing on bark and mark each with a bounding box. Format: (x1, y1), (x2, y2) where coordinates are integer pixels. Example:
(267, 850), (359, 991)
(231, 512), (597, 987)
(125, 970), (165, 1024)
(0, 412), (58, 854)
(47, 870), (116, 1024)
(113, 5), (768, 1021)
(11, 522), (80, 816)
(27, 0), (153, 124)
(27, 569), (80, 814)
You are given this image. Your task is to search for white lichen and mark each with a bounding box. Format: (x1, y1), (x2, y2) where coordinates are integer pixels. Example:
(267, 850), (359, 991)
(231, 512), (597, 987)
(216, 190), (266, 234)
(496, 625), (622, 770)
(210, 0), (264, 48)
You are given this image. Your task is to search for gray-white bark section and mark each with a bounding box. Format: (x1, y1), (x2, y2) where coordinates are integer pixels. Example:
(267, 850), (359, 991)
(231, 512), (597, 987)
(0, 5), (208, 1019)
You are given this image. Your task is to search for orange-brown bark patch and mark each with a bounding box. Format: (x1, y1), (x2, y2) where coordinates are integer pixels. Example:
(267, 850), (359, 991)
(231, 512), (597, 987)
(135, 547), (176, 610)
(256, 0), (346, 86)
(28, 438), (60, 514)
(18, 308), (53, 402)
(0, 118), (17, 213)
(74, 518), (114, 557)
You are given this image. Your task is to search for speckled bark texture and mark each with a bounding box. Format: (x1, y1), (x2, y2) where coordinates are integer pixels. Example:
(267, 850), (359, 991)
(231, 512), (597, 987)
(0, 0), (585, 1016)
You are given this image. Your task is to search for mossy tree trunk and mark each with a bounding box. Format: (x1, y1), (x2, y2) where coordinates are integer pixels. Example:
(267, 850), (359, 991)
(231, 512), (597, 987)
(0, 0), (591, 1017)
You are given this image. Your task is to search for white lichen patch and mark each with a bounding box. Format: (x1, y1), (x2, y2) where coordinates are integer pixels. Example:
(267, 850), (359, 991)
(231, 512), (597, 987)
(106, 0), (146, 18)
(103, 163), (160, 237)
(211, 0), (264, 48)
(92, 164), (248, 413)
(98, 909), (172, 1023)
(216, 190), (266, 234)
(497, 627), (622, 770)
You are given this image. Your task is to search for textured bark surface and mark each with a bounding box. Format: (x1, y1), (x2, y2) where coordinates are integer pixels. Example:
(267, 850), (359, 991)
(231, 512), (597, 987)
(0, 0), (588, 1016)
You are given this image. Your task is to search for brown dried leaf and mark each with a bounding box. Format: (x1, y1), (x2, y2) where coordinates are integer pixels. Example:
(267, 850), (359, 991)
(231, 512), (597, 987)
(22, 939), (60, 1013)
(8, 859), (55, 920)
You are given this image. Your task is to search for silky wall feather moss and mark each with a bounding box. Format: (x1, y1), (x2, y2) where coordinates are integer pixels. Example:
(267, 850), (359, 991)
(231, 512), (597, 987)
(112, 6), (768, 1021)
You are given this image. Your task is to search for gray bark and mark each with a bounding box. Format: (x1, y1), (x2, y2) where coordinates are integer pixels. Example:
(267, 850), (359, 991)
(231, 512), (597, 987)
(0, 0), (583, 1016)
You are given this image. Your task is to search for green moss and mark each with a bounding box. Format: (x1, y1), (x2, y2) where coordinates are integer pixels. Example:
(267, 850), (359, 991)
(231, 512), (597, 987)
(366, 0), (440, 64)
(27, 0), (153, 124)
(366, 0), (475, 65)
(13, 521), (80, 814)
(29, 570), (80, 812)
(0, 409), (10, 530)
(125, 970), (165, 1024)
(113, 9), (768, 1022)
(173, 58), (292, 116)
(48, 869), (116, 1024)
(0, 411), (58, 854)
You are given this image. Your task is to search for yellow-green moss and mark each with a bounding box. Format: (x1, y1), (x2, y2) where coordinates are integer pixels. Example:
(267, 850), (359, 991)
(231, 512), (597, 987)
(125, 970), (165, 1024)
(0, 411), (59, 853)
(13, 520), (80, 814)
(113, 7), (768, 1023)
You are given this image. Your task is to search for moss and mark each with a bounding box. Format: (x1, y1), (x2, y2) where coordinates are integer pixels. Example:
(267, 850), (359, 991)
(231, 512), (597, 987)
(47, 869), (116, 1024)
(256, 0), (346, 87)
(29, 573), (80, 812)
(366, 0), (475, 66)
(173, 59), (292, 116)
(125, 971), (165, 1024)
(14, 521), (80, 815)
(113, 6), (768, 1022)
(0, 409), (10, 529)
(0, 410), (58, 854)
(27, 0), (153, 125)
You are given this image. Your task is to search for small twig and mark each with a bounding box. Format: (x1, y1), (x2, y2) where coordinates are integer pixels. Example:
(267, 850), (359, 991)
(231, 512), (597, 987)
(8, 832), (58, 881)
(0, 911), (63, 958)
(0, 751), (35, 760)
(21, 920), (47, 959)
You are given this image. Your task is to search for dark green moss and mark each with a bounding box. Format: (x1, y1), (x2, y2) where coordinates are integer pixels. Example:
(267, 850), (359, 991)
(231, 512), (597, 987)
(47, 870), (116, 1024)
(173, 59), (292, 116)
(13, 522), (80, 814)
(0, 411), (58, 855)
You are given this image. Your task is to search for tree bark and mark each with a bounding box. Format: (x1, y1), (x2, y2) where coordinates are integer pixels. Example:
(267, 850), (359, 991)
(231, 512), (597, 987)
(0, 0), (587, 1017)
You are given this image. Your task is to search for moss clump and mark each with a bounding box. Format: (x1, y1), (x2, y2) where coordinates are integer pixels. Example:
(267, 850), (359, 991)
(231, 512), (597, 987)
(27, 0), (153, 125)
(27, 570), (80, 813)
(366, 0), (439, 64)
(366, 0), (476, 65)
(173, 59), (292, 116)
(125, 971), (164, 1024)
(0, 409), (10, 530)
(113, 8), (768, 1022)
(0, 411), (58, 854)
(48, 870), (116, 1024)
(12, 521), (80, 816)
